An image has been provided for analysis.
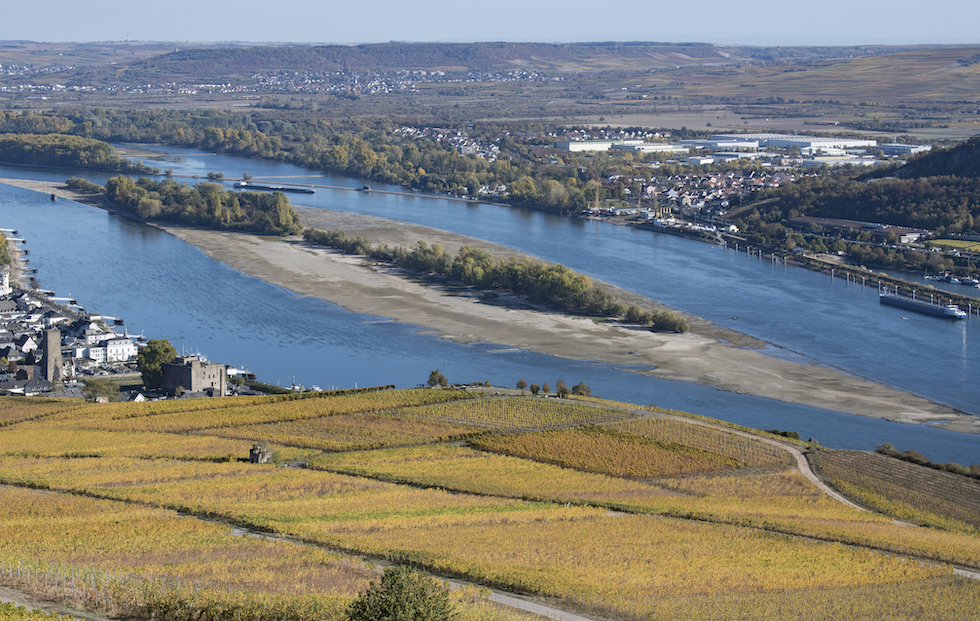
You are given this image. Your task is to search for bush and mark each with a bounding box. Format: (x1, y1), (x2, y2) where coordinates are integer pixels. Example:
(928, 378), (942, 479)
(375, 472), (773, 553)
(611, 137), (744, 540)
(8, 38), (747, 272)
(346, 566), (455, 621)
(572, 382), (592, 397)
(82, 377), (119, 403)
(65, 176), (105, 193)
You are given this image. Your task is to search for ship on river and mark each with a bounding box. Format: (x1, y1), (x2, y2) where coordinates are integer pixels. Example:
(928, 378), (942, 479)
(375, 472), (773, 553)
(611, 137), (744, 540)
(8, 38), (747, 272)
(879, 289), (967, 319)
(234, 181), (315, 194)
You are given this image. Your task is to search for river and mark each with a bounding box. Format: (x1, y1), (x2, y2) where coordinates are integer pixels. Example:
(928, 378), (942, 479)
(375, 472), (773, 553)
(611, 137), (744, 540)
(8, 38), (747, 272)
(0, 148), (976, 465)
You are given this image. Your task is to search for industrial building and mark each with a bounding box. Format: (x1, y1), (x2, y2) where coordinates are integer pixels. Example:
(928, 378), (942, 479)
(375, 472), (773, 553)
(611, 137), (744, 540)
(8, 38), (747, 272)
(556, 140), (688, 154)
(679, 139), (759, 151)
(710, 133), (877, 150)
(879, 143), (932, 156)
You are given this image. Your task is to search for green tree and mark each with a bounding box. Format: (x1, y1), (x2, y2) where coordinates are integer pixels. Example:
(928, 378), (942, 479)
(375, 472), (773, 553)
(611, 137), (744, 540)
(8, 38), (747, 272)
(427, 369), (447, 387)
(346, 566), (456, 621)
(82, 377), (119, 403)
(137, 339), (177, 389)
(529, 384), (540, 395)
(572, 382), (592, 397)
(555, 379), (570, 398)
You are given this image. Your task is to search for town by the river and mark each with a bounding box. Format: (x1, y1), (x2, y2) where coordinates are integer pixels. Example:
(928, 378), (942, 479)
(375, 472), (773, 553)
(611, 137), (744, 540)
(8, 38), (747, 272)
(0, 145), (977, 465)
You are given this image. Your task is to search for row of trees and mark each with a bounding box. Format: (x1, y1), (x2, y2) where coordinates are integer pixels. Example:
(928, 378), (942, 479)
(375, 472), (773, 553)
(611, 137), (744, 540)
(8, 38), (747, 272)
(516, 378), (591, 397)
(304, 229), (688, 332)
(876, 443), (980, 480)
(104, 176), (302, 235)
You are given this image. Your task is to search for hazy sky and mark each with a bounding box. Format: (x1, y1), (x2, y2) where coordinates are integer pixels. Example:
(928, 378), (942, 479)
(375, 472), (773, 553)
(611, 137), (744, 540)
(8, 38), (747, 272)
(6, 0), (980, 46)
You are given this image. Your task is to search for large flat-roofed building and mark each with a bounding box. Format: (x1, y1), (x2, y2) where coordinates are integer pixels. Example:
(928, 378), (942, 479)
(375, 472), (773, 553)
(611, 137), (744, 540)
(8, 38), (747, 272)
(612, 143), (689, 154)
(161, 355), (226, 397)
(555, 140), (619, 152)
(679, 139), (759, 151)
(879, 143), (932, 156)
(710, 133), (877, 150)
(557, 139), (691, 154)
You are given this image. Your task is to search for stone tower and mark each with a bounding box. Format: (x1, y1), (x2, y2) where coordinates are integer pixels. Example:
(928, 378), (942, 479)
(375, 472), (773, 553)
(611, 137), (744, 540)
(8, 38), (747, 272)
(42, 328), (62, 382)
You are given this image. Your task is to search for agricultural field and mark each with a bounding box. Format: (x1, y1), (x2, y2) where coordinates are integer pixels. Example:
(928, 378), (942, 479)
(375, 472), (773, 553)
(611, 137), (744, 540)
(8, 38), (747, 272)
(608, 415), (794, 468)
(926, 238), (980, 253)
(202, 413), (481, 451)
(810, 448), (980, 531)
(1, 389), (979, 620)
(471, 425), (752, 478)
(380, 396), (632, 430)
(0, 397), (82, 427)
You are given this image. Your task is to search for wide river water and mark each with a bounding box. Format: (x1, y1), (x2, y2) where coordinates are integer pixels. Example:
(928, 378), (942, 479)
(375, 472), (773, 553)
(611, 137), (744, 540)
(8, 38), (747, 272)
(0, 146), (977, 464)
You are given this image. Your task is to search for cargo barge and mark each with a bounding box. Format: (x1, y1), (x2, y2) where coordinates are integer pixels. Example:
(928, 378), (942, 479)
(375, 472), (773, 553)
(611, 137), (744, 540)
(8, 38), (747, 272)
(879, 289), (967, 319)
(234, 181), (315, 194)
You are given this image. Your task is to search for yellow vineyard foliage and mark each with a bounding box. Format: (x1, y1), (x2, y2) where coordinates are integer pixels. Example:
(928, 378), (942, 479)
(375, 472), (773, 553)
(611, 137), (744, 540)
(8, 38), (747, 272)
(3, 391), (980, 621)
(470, 426), (741, 477)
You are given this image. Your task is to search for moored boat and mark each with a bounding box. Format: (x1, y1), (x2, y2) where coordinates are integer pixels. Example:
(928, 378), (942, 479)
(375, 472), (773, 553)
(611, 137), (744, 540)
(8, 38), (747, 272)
(234, 181), (315, 194)
(880, 289), (967, 319)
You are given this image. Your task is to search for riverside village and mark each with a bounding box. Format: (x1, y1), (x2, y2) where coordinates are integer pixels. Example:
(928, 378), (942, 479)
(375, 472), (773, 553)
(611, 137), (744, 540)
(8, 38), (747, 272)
(0, 246), (250, 401)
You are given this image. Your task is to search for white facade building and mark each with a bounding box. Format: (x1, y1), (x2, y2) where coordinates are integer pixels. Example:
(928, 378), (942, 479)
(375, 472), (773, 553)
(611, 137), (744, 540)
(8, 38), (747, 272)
(879, 144), (932, 156)
(710, 133), (877, 150)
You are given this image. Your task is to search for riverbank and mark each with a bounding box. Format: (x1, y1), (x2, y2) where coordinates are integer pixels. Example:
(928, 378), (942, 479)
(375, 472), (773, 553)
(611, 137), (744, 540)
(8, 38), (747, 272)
(2, 177), (977, 434)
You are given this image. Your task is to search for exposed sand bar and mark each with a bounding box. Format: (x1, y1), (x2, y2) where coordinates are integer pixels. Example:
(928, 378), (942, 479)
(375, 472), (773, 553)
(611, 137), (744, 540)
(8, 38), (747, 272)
(4, 177), (978, 433)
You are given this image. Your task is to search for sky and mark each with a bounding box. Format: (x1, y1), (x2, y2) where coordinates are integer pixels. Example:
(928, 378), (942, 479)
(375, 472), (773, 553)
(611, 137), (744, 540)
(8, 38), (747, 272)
(5, 0), (980, 46)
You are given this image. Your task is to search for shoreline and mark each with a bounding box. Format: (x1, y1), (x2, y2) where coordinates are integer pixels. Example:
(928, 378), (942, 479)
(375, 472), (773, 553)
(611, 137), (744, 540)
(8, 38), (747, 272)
(2, 176), (977, 434)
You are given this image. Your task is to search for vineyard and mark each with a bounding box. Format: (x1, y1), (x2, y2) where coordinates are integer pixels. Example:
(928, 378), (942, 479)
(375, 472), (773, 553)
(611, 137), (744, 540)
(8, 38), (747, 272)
(608, 416), (793, 469)
(810, 449), (980, 532)
(379, 396), (633, 430)
(0, 389), (978, 620)
(201, 413), (480, 451)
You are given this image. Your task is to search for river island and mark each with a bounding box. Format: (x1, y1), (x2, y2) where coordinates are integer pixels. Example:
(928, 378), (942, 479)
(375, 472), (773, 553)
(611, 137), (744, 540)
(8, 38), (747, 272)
(2, 176), (977, 434)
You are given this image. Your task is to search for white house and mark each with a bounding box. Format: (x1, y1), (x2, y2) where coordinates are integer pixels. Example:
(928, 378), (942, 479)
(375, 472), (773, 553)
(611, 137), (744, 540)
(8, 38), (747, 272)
(104, 338), (138, 362)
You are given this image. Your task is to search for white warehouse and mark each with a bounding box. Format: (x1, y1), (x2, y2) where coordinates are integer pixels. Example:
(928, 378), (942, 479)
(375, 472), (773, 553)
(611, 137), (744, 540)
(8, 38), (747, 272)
(710, 133), (877, 150)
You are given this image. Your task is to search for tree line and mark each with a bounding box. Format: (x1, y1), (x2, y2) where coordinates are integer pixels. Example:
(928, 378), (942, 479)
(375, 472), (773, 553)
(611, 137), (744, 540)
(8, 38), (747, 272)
(304, 228), (689, 332)
(104, 176), (302, 236)
(0, 109), (708, 213)
(0, 133), (158, 174)
(757, 174), (980, 235)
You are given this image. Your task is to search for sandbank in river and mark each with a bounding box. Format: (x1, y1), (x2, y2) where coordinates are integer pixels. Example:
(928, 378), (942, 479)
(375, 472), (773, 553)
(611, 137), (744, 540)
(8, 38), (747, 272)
(4, 177), (977, 434)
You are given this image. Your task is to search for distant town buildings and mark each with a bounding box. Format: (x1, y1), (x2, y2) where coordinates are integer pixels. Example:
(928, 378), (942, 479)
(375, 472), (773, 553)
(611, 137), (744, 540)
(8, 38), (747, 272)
(0, 259), (236, 399)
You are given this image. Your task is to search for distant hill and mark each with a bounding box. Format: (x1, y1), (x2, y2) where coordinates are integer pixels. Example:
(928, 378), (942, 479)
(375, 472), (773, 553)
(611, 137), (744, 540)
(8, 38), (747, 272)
(892, 136), (980, 179)
(70, 41), (948, 83)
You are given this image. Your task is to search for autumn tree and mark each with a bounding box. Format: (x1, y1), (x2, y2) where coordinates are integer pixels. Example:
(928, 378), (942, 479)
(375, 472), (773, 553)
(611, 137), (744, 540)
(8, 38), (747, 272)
(555, 379), (570, 398)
